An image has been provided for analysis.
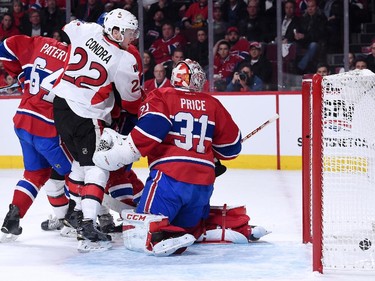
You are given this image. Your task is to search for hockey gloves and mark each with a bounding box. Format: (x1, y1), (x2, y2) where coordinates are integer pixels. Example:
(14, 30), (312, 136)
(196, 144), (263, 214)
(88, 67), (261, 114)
(93, 128), (141, 171)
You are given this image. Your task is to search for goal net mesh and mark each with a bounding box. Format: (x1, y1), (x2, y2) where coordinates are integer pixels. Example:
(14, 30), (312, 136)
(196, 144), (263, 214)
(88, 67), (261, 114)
(319, 69), (375, 270)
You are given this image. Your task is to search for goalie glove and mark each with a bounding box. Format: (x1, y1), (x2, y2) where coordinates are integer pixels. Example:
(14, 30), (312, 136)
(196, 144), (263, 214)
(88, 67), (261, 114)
(93, 128), (141, 171)
(214, 158), (227, 177)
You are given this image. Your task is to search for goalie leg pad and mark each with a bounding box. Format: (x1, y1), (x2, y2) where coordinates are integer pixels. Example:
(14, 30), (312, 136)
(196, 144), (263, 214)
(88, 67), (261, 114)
(196, 205), (251, 243)
(122, 210), (195, 256)
(196, 205), (271, 243)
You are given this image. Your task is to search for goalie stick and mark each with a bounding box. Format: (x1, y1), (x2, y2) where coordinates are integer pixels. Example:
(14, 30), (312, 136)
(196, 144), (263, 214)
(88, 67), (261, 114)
(102, 193), (135, 214)
(241, 114), (279, 143)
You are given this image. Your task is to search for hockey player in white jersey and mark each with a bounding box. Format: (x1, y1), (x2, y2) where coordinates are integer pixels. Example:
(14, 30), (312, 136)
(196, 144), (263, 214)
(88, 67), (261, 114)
(51, 9), (142, 252)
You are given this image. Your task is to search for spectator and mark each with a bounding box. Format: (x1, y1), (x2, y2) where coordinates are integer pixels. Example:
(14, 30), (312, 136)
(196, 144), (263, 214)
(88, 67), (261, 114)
(213, 3), (228, 43)
(163, 48), (184, 79)
(322, 0), (343, 53)
(149, 21), (187, 65)
(11, 0), (28, 32)
(220, 0), (247, 28)
(365, 41), (375, 73)
(146, 0), (181, 27)
(142, 50), (156, 82)
(144, 9), (164, 49)
(242, 41), (272, 88)
(226, 62), (263, 92)
(51, 29), (62, 41)
(3, 72), (18, 95)
(315, 62), (330, 76)
(122, 0), (145, 19)
(213, 40), (244, 89)
(296, 0), (309, 17)
(281, 0), (300, 44)
(0, 62), (8, 87)
(238, 0), (274, 43)
(355, 57), (367, 70)
(74, 0), (104, 23)
(338, 52), (356, 73)
(0, 13), (21, 41)
(41, 0), (65, 37)
(186, 28), (208, 70)
(225, 26), (250, 56)
(181, 0), (208, 30)
(349, 0), (372, 33)
(295, 0), (327, 74)
(144, 63), (171, 94)
(20, 9), (48, 37)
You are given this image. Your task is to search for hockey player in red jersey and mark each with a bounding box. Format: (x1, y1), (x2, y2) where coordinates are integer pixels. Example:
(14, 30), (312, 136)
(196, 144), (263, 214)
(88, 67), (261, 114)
(52, 9), (142, 252)
(93, 59), (271, 256)
(0, 35), (72, 242)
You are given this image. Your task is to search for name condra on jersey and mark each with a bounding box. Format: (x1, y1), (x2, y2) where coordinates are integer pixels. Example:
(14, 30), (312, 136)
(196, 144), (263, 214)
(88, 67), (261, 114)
(85, 38), (113, 64)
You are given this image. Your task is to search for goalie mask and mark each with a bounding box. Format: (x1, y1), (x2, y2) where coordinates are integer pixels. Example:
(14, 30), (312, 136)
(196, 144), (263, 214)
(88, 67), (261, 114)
(103, 9), (139, 43)
(171, 59), (206, 92)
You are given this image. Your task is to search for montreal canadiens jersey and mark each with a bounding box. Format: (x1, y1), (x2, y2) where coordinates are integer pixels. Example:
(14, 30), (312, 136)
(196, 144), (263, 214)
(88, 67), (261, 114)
(52, 21), (141, 124)
(130, 87), (242, 185)
(0, 35), (68, 138)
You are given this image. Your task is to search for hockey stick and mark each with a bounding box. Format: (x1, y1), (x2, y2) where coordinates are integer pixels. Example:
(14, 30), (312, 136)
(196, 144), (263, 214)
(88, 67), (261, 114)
(102, 193), (135, 214)
(241, 114), (279, 143)
(0, 83), (18, 92)
(215, 114), (279, 177)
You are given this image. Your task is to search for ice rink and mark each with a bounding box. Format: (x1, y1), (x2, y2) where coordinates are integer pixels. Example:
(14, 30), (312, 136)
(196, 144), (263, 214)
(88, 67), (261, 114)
(0, 168), (374, 281)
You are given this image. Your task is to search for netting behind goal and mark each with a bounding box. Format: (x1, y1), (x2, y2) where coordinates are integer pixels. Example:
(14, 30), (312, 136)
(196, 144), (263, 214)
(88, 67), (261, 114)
(302, 70), (375, 273)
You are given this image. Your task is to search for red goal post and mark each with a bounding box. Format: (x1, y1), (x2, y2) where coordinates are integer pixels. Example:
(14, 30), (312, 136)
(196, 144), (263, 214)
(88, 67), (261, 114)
(302, 70), (375, 273)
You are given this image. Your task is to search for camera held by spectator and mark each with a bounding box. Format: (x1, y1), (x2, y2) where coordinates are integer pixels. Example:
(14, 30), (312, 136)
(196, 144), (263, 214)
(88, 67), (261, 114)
(239, 71), (248, 81)
(227, 64), (264, 92)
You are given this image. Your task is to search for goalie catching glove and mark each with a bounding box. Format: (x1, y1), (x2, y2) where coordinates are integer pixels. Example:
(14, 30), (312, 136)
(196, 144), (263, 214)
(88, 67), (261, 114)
(93, 128), (141, 171)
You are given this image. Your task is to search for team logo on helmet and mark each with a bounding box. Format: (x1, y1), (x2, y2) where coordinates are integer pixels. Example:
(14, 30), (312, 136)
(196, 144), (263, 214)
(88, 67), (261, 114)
(172, 63), (191, 89)
(171, 59), (206, 91)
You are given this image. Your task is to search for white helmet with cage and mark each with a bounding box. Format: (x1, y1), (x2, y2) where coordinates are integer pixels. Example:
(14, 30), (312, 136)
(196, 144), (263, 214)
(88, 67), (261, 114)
(171, 59), (206, 92)
(103, 8), (139, 43)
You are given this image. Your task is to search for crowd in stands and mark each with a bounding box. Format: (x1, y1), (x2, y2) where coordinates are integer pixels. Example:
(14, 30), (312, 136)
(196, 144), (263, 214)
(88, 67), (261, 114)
(0, 0), (374, 93)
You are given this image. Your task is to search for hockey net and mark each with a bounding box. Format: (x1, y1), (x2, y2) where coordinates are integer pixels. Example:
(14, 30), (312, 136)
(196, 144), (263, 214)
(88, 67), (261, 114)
(302, 70), (375, 273)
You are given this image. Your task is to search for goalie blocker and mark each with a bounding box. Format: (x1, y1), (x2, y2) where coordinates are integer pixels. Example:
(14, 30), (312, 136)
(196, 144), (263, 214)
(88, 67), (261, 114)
(121, 205), (270, 256)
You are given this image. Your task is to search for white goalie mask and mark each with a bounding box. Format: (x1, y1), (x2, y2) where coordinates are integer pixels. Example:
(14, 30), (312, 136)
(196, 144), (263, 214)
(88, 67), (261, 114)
(171, 59), (206, 92)
(103, 9), (139, 43)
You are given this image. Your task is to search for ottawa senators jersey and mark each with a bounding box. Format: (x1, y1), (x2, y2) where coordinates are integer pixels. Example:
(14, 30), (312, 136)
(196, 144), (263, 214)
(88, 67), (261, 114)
(52, 20), (141, 124)
(0, 35), (68, 138)
(130, 87), (242, 185)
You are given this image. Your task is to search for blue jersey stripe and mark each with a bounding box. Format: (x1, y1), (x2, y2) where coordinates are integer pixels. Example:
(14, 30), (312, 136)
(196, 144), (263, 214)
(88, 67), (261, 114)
(17, 179), (38, 198)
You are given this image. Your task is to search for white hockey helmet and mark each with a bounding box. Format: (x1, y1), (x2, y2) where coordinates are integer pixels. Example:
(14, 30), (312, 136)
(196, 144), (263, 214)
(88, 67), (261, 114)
(103, 9), (139, 43)
(171, 59), (206, 92)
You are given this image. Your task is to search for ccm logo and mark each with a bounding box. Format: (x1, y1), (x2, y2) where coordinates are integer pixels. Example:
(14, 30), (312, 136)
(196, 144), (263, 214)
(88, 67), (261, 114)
(126, 214), (147, 221)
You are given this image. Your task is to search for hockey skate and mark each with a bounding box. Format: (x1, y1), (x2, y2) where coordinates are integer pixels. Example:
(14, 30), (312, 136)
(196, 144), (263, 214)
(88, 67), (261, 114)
(61, 200), (83, 238)
(1, 204), (22, 243)
(77, 219), (112, 253)
(249, 225), (272, 242)
(98, 213), (122, 240)
(41, 215), (64, 231)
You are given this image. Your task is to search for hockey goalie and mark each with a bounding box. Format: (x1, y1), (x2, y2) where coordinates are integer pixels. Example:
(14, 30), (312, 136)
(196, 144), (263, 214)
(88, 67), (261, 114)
(93, 59), (270, 256)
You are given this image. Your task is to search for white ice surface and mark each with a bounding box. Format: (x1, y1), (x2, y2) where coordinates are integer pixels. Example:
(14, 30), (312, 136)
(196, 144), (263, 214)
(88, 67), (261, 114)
(0, 168), (374, 281)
